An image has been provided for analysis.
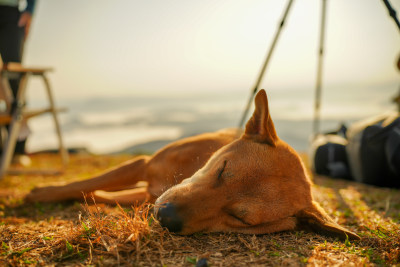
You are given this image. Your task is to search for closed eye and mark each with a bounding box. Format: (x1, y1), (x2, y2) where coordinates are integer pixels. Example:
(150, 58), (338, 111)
(217, 160), (227, 181)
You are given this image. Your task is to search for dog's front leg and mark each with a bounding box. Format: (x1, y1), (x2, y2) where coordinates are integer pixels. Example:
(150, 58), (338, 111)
(92, 187), (154, 206)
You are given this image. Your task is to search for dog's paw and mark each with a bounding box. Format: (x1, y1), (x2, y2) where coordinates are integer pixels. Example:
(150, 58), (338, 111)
(24, 186), (68, 203)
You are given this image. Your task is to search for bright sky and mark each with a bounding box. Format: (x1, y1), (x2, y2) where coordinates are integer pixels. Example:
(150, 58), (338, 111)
(24, 0), (399, 101)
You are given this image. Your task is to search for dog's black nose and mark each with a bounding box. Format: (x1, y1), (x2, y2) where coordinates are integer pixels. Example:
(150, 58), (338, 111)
(156, 202), (183, 233)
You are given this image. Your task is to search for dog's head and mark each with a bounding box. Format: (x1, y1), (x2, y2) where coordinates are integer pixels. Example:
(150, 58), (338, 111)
(155, 90), (359, 240)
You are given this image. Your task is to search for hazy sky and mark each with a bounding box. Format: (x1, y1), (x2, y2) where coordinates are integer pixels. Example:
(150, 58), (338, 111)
(24, 0), (399, 101)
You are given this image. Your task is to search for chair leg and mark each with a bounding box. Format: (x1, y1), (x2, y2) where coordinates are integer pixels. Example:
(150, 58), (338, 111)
(42, 74), (69, 167)
(0, 73), (29, 179)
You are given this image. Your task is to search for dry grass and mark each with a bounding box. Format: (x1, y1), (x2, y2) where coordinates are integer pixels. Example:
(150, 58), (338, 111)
(0, 153), (399, 266)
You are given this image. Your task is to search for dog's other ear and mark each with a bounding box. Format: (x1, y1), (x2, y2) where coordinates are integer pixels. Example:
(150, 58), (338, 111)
(244, 89), (278, 146)
(296, 201), (360, 240)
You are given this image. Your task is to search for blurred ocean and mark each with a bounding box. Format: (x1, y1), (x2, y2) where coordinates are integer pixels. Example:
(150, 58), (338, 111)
(26, 86), (398, 154)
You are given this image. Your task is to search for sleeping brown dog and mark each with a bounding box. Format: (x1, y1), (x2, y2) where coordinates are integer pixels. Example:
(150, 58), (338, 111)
(26, 90), (360, 240)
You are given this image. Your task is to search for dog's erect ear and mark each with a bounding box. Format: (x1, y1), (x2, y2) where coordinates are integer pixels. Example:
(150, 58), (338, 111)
(296, 201), (360, 240)
(243, 89), (278, 146)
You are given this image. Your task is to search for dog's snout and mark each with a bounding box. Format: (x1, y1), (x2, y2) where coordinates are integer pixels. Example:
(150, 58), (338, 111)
(156, 202), (183, 233)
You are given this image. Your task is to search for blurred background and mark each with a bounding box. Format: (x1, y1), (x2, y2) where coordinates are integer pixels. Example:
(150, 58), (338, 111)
(23, 0), (399, 154)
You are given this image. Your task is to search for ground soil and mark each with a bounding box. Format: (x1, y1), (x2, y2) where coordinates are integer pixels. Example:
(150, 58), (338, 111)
(0, 153), (399, 266)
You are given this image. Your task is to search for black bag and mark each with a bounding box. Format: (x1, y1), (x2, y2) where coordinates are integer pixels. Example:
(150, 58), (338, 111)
(312, 112), (400, 188)
(355, 116), (400, 187)
(386, 127), (400, 178)
(311, 132), (351, 179)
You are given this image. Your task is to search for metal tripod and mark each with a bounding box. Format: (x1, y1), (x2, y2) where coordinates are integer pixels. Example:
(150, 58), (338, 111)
(238, 0), (400, 137)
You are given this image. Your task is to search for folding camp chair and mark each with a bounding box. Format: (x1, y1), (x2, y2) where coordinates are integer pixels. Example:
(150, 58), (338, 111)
(0, 56), (68, 179)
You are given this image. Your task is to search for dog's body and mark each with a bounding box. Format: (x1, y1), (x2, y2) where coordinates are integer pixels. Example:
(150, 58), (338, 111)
(27, 128), (239, 204)
(26, 90), (360, 240)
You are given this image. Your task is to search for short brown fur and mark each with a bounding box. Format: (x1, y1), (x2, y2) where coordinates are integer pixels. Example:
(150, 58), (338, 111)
(26, 90), (360, 240)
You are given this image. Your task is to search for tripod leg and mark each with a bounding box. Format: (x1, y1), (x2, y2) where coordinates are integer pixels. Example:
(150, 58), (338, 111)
(312, 0), (328, 137)
(382, 0), (400, 32)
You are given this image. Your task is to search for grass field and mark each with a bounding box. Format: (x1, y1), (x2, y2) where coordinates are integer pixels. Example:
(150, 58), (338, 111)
(0, 153), (399, 266)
